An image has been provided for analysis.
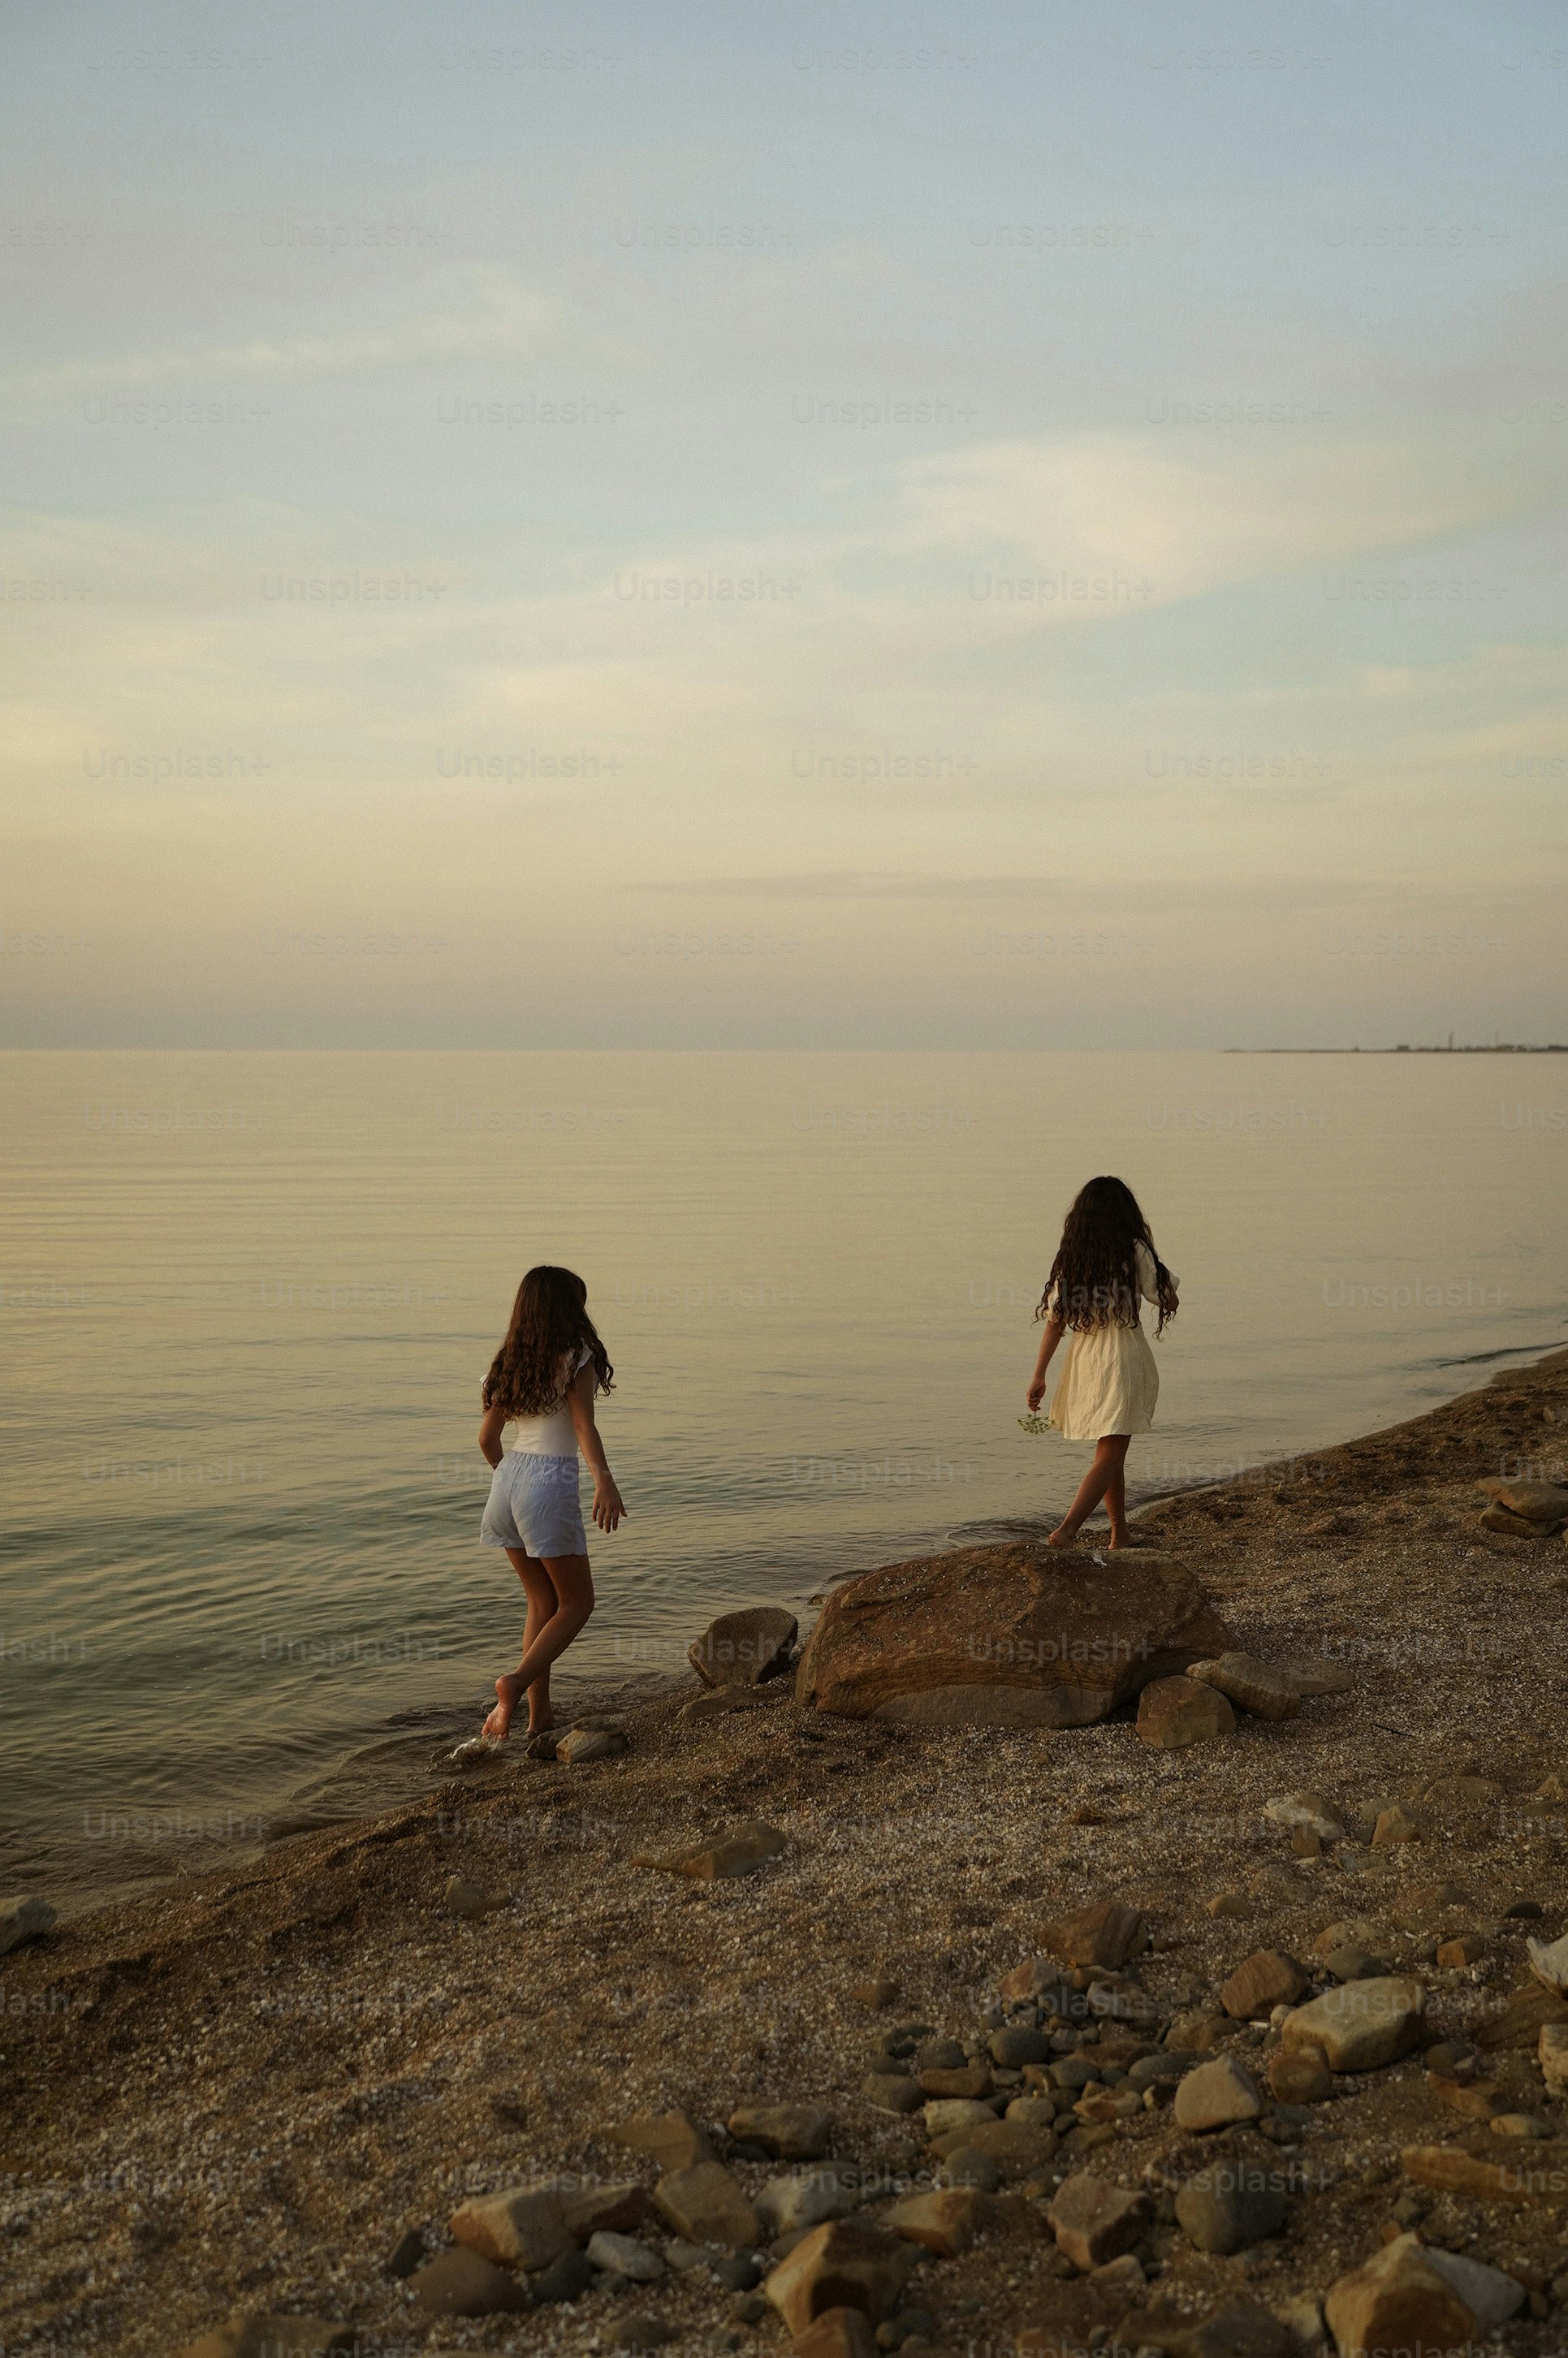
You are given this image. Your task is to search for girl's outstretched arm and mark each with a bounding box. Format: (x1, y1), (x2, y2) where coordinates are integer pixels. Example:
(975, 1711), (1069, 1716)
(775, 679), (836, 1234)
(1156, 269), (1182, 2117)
(568, 1363), (627, 1532)
(1027, 1312), (1065, 1411)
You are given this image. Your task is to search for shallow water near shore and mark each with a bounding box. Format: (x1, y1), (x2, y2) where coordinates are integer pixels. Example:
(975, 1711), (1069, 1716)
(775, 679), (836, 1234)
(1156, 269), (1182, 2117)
(3, 1046), (1564, 1906)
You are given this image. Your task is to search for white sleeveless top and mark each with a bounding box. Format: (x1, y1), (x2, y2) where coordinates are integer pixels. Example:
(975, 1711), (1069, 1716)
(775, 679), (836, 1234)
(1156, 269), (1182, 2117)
(503, 1344), (595, 1460)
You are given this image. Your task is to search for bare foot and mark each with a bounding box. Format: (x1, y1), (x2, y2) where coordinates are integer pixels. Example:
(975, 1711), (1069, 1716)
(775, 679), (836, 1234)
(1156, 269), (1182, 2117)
(482, 1673), (525, 1740)
(526, 1711), (555, 1738)
(1107, 1530), (1134, 1551)
(1046, 1525), (1079, 1548)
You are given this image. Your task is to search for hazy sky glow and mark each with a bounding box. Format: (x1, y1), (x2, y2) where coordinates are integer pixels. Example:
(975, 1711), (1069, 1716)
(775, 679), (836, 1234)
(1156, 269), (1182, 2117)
(3, 0), (1566, 1047)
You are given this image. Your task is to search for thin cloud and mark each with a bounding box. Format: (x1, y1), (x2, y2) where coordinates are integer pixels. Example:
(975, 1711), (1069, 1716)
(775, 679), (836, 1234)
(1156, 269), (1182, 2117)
(0, 266), (628, 407)
(651, 871), (1063, 900)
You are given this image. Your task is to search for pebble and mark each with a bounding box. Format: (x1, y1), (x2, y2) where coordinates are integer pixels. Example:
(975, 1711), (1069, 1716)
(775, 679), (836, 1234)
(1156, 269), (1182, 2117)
(1173, 2055), (1263, 2133)
(0, 1894), (56, 1955)
(387, 2227), (425, 2278)
(863, 2074), (923, 2114)
(443, 1874), (502, 1920)
(586, 2231), (664, 2281)
(988, 2024), (1051, 2066)
(1175, 2162), (1290, 2254)
(411, 2248), (531, 2317)
(1490, 2113), (1555, 2139)
(531, 2248), (598, 2304)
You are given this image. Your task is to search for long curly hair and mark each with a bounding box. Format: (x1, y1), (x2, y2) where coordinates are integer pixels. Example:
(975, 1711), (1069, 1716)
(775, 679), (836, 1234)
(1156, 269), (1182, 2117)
(482, 1266), (614, 1419)
(1036, 1176), (1177, 1336)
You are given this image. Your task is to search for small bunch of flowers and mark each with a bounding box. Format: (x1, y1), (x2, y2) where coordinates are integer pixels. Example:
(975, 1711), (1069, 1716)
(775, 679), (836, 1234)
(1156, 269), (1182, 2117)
(1017, 1409), (1050, 1436)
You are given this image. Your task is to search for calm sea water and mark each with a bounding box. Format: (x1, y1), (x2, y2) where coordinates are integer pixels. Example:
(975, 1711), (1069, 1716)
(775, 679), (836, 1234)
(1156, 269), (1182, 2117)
(3, 1049), (1564, 1907)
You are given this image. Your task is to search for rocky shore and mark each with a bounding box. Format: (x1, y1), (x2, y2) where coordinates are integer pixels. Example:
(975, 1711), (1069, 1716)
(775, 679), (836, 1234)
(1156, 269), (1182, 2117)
(5, 1346), (1568, 2358)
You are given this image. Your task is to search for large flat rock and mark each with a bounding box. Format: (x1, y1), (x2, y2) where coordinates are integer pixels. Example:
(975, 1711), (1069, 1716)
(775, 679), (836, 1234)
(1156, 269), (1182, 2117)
(794, 1542), (1229, 1726)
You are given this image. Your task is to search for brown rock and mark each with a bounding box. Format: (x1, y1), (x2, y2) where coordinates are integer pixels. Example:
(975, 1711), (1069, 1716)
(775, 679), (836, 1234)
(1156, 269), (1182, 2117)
(1401, 2145), (1551, 2202)
(602, 2109), (714, 2173)
(1047, 2173), (1151, 2270)
(1289, 1829), (1322, 1859)
(1540, 2021), (1568, 2093)
(1167, 2010), (1232, 2053)
(1473, 1984), (1568, 2051)
(1136, 1675), (1236, 1749)
(1186, 1653), (1300, 1721)
(1173, 2055), (1262, 2132)
(411, 2248), (533, 2317)
(1371, 1804), (1423, 1848)
(1220, 1950), (1309, 2021)
(1324, 2235), (1477, 2358)
(1430, 2075), (1504, 2123)
(689, 1604), (797, 1687)
(639, 1819), (788, 1879)
(763, 2218), (916, 2334)
(179, 2321), (360, 2358)
(450, 2187), (573, 2270)
(849, 1977), (900, 2010)
(559, 2183), (653, 2239)
(793, 2306), (880, 2358)
(1479, 1505), (1542, 1536)
(793, 1542), (1229, 1727)
(1000, 1955), (1062, 2000)
(1040, 1898), (1149, 1971)
(728, 2103), (832, 2160)
(1281, 1978), (1424, 2071)
(1134, 2300), (1297, 2358)
(918, 2066), (993, 2101)
(940, 2118), (1058, 2176)
(653, 2162), (761, 2246)
(1266, 2049), (1332, 2103)
(444, 1874), (503, 1919)
(1423, 1775), (1505, 1809)
(1205, 1892), (1250, 1920)
(1436, 1934), (1486, 1967)
(1479, 1477), (1568, 1527)
(882, 2187), (991, 2257)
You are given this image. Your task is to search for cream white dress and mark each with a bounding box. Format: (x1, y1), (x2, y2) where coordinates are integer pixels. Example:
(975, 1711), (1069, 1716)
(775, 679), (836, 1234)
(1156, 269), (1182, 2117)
(1047, 1239), (1173, 1440)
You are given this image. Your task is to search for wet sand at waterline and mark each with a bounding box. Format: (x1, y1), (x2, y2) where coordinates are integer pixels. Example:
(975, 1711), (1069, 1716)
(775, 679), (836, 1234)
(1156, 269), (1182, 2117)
(6, 1346), (1568, 2356)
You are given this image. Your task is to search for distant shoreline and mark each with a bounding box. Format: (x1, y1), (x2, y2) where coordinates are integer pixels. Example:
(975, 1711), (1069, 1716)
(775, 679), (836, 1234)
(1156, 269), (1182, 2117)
(1224, 1043), (1568, 1054)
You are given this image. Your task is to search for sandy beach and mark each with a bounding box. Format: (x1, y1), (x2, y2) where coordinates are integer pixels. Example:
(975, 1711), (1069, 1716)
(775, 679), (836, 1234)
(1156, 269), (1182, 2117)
(6, 1345), (1568, 2358)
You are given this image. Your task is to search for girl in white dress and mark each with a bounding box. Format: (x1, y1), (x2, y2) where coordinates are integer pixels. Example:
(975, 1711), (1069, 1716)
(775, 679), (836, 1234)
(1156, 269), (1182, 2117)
(1024, 1176), (1178, 1550)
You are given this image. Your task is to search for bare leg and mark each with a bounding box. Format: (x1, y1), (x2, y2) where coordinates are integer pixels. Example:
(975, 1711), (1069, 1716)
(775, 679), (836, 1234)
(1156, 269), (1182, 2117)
(1047, 1434), (1132, 1548)
(484, 1554), (595, 1738)
(1106, 1449), (1132, 1549)
(502, 1548), (557, 1734)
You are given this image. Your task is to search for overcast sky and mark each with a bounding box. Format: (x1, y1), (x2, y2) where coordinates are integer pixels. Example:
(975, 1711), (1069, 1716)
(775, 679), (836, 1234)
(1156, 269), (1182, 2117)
(2, 0), (1565, 1048)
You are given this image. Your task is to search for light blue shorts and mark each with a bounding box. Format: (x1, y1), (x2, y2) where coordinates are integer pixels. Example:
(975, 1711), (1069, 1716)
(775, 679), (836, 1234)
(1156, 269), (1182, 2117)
(480, 1451), (587, 1558)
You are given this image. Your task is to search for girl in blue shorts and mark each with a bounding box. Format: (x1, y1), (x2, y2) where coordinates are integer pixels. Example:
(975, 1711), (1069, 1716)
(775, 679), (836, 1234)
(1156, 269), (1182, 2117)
(476, 1265), (626, 1743)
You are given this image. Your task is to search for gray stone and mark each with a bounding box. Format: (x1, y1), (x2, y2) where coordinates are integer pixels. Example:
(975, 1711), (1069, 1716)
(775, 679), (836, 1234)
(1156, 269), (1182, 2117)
(913, 2036), (967, 2071)
(387, 2227), (425, 2278)
(1173, 2056), (1263, 2134)
(412, 2248), (532, 2317)
(1176, 2161), (1290, 2255)
(988, 2025), (1051, 2067)
(758, 2170), (861, 2236)
(587, 2231), (663, 2282)
(532, 2248), (597, 2304)
(0, 1895), (56, 1955)
(939, 2147), (1002, 2192)
(1281, 1977), (1424, 2072)
(689, 1604), (798, 1686)
(1047, 2174), (1151, 2269)
(558, 1724), (628, 1764)
(862, 2074), (923, 2114)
